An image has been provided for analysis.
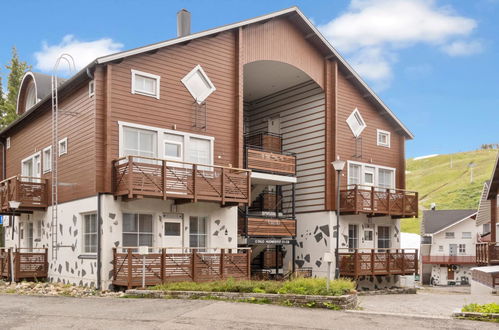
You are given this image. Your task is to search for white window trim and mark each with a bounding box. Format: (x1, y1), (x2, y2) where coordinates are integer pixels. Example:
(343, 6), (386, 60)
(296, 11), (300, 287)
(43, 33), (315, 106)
(88, 80), (95, 97)
(347, 160), (396, 189)
(131, 69), (160, 99)
(58, 137), (68, 156)
(6, 137), (10, 149)
(346, 108), (367, 137)
(181, 64), (216, 104)
(122, 212), (155, 247)
(42, 146), (52, 173)
(376, 129), (391, 148)
(118, 121), (215, 166)
(21, 151), (42, 178)
(82, 212), (98, 255)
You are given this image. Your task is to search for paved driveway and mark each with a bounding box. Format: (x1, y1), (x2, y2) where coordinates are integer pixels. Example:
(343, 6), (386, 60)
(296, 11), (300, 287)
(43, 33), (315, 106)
(0, 294), (495, 330)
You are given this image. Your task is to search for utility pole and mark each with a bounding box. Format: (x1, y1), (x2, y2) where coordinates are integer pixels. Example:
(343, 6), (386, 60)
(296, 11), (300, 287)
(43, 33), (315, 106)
(468, 162), (476, 183)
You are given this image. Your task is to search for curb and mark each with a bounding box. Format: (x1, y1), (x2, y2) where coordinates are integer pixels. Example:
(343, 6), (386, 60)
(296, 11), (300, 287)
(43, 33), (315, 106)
(345, 309), (452, 320)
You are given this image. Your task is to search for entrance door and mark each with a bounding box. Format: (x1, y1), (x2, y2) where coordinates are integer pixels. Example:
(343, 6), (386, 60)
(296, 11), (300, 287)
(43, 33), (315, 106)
(447, 268), (455, 280)
(449, 244), (457, 256)
(163, 218), (183, 252)
(348, 224), (358, 251)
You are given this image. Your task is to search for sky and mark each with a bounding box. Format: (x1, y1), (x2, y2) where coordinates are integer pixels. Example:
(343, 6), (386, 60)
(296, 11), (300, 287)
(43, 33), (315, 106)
(0, 0), (498, 158)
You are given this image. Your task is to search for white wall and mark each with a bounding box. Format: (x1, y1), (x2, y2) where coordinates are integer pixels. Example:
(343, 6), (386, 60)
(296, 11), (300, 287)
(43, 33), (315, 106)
(430, 264), (473, 285)
(429, 217), (478, 257)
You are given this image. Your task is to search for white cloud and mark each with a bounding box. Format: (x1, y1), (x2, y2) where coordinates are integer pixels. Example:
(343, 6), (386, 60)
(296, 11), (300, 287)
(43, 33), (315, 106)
(34, 35), (123, 74)
(441, 40), (484, 56)
(318, 0), (480, 88)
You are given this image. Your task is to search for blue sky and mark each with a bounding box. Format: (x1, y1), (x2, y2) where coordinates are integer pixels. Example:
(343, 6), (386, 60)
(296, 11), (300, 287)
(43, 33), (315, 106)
(1, 0), (498, 158)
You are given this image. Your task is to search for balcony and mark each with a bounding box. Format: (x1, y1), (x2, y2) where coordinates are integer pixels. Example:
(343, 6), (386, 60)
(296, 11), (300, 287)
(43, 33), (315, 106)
(112, 247), (251, 289)
(339, 248), (418, 277)
(340, 184), (418, 218)
(112, 156), (251, 205)
(422, 255), (477, 265)
(239, 216), (297, 237)
(244, 132), (296, 176)
(0, 176), (48, 211)
(476, 242), (499, 265)
(0, 248), (48, 281)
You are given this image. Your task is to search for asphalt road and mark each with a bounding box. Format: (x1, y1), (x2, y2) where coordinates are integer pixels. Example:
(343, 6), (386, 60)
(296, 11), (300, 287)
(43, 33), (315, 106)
(0, 294), (494, 329)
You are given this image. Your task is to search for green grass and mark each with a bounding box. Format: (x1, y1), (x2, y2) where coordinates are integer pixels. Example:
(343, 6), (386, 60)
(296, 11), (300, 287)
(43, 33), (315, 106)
(401, 149), (498, 234)
(462, 303), (499, 314)
(152, 277), (355, 296)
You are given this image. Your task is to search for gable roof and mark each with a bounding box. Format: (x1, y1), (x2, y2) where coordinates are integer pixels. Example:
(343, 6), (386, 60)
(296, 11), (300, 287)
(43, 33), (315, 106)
(422, 209), (477, 235)
(1, 6), (413, 139)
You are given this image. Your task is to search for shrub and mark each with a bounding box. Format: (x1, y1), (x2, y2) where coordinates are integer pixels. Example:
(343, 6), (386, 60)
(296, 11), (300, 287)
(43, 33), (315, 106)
(462, 303), (499, 314)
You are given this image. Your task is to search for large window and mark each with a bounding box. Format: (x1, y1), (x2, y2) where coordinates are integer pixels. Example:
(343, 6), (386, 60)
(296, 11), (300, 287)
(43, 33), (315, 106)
(22, 152), (41, 179)
(378, 226), (390, 249)
(123, 126), (157, 159)
(83, 213), (97, 254)
(131, 70), (160, 99)
(347, 161), (395, 189)
(378, 168), (394, 190)
(348, 224), (358, 250)
(189, 137), (211, 166)
(189, 216), (208, 249)
(348, 163), (361, 185)
(123, 213), (153, 247)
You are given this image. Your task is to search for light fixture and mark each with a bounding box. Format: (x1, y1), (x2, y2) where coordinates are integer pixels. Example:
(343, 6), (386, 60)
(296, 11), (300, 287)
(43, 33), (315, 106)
(9, 201), (20, 210)
(332, 159), (346, 172)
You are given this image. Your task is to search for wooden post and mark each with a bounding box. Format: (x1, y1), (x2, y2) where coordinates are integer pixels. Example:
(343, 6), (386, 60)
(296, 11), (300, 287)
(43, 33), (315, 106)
(246, 249), (251, 280)
(221, 168), (226, 205)
(401, 249), (405, 274)
(247, 170), (251, 207)
(127, 248), (132, 289)
(44, 248), (49, 275)
(370, 186), (375, 213)
(15, 250), (20, 282)
(193, 164), (198, 203)
(112, 248), (117, 281)
(161, 248), (166, 284)
(354, 185), (358, 212)
(127, 156), (133, 198)
(191, 249), (196, 282)
(386, 250), (391, 274)
(386, 189), (391, 215)
(415, 249), (419, 275)
(354, 250), (359, 278)
(220, 248), (225, 280)
(162, 160), (167, 200)
(371, 249), (375, 276)
(402, 191), (406, 217)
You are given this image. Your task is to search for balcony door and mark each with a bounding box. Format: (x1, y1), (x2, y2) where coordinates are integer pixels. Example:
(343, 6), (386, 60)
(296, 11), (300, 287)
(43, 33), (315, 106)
(348, 224), (358, 251)
(449, 244), (457, 256)
(377, 226), (390, 250)
(163, 217), (183, 252)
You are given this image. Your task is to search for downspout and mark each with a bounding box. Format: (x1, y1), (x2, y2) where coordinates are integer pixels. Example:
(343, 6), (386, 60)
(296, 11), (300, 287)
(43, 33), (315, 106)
(96, 192), (102, 290)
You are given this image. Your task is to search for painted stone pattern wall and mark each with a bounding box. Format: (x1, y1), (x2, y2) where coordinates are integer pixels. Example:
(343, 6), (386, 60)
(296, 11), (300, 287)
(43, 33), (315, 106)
(430, 265), (473, 285)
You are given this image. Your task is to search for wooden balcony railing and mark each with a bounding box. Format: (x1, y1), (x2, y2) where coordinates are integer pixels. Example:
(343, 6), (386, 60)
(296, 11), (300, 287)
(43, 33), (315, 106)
(421, 255), (477, 265)
(476, 242), (499, 265)
(0, 248), (48, 281)
(112, 247), (251, 289)
(339, 248), (418, 278)
(112, 156), (251, 205)
(0, 176), (48, 211)
(245, 148), (296, 176)
(238, 216), (297, 237)
(340, 184), (418, 218)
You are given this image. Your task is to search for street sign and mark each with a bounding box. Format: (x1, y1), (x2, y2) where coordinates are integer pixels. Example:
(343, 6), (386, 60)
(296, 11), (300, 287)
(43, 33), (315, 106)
(248, 238), (296, 245)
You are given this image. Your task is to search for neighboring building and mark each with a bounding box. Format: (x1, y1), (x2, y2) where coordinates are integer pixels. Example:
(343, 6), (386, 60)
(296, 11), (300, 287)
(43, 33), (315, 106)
(0, 7), (417, 289)
(420, 209), (478, 285)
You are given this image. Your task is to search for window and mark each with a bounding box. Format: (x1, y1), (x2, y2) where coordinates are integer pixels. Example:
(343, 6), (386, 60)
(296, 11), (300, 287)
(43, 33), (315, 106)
(348, 163), (361, 185)
(43, 146), (52, 173)
(189, 137), (211, 166)
(346, 108), (366, 137)
(378, 168), (394, 190)
(347, 161), (395, 189)
(364, 166), (375, 186)
(25, 82), (37, 110)
(26, 222), (34, 251)
(165, 222), (181, 236)
(58, 138), (67, 156)
(131, 69), (160, 99)
(458, 244), (466, 254)
(483, 223), (491, 234)
(181, 65), (216, 104)
(22, 152), (41, 179)
(164, 133), (183, 161)
(6, 137), (10, 149)
(364, 230), (373, 241)
(189, 216), (208, 249)
(83, 213), (97, 254)
(123, 126), (157, 159)
(123, 213), (153, 247)
(462, 232), (472, 239)
(378, 226), (390, 249)
(445, 232), (455, 239)
(377, 129), (391, 147)
(438, 245), (443, 252)
(348, 224), (358, 250)
(88, 80), (95, 97)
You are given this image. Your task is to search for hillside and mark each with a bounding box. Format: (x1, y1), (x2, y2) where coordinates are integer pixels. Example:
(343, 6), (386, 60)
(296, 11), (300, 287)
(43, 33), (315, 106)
(401, 149), (498, 234)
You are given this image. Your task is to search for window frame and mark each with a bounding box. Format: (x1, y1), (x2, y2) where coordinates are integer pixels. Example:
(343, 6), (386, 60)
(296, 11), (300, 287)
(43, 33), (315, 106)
(377, 226), (391, 249)
(189, 216), (209, 250)
(131, 69), (160, 99)
(376, 129), (391, 148)
(42, 146), (52, 173)
(122, 212), (154, 247)
(348, 224), (358, 251)
(458, 244), (466, 254)
(82, 213), (98, 254)
(461, 232), (472, 239)
(88, 80), (95, 97)
(58, 137), (68, 156)
(346, 108), (367, 137)
(21, 151), (42, 179)
(444, 232), (455, 239)
(347, 160), (396, 189)
(181, 64), (216, 104)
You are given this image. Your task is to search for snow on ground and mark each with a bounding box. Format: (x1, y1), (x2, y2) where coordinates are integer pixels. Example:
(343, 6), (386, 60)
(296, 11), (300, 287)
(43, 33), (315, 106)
(413, 154), (439, 161)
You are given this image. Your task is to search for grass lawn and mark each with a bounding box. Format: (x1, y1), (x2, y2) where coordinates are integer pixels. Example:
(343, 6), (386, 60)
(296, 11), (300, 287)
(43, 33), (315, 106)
(152, 277), (355, 296)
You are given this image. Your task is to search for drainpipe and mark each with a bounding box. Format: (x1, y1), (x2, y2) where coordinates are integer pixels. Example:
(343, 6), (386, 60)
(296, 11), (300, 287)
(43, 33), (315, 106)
(96, 193), (102, 290)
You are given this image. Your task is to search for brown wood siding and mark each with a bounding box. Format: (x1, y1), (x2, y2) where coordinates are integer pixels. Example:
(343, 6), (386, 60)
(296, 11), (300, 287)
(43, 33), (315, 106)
(335, 70), (406, 189)
(101, 31), (239, 192)
(242, 17), (324, 89)
(5, 80), (96, 203)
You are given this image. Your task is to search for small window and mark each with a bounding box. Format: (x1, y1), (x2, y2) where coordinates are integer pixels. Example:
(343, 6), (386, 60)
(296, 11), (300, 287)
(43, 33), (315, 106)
(6, 137), (10, 149)
(83, 213), (97, 254)
(438, 245), (443, 252)
(165, 222), (181, 236)
(58, 138), (67, 156)
(364, 230), (373, 241)
(445, 232), (455, 239)
(88, 80), (95, 97)
(458, 244), (466, 254)
(43, 146), (52, 173)
(131, 69), (160, 99)
(346, 108), (366, 137)
(377, 129), (391, 147)
(181, 65), (216, 104)
(462, 232), (472, 239)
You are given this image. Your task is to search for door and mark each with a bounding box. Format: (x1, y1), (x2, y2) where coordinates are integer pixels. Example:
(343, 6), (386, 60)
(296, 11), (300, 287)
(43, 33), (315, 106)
(449, 244), (457, 256)
(26, 222), (34, 252)
(447, 268), (454, 280)
(377, 226), (390, 250)
(163, 218), (183, 252)
(348, 224), (358, 251)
